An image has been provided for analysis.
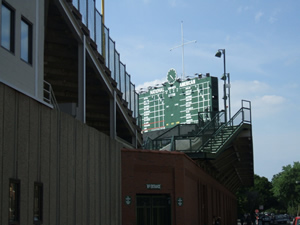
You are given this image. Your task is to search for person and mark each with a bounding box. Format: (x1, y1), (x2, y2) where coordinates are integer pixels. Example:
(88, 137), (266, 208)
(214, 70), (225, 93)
(246, 213), (252, 225)
(213, 216), (220, 225)
(241, 214), (245, 225)
(216, 217), (221, 225)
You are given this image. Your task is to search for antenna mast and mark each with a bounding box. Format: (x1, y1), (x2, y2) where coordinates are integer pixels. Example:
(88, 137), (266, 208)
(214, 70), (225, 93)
(170, 21), (196, 79)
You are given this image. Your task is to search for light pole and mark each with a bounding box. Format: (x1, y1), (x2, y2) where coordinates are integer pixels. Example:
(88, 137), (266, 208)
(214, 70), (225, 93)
(296, 181), (300, 216)
(215, 49), (227, 123)
(227, 72), (231, 123)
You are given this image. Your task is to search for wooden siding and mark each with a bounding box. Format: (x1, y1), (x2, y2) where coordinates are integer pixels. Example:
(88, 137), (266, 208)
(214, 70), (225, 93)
(0, 83), (122, 225)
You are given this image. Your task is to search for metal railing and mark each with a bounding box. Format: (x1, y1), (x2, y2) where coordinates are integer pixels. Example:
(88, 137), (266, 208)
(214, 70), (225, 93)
(71, 0), (141, 127)
(143, 124), (199, 150)
(198, 110), (220, 128)
(144, 100), (251, 153)
(44, 81), (59, 110)
(199, 100), (251, 153)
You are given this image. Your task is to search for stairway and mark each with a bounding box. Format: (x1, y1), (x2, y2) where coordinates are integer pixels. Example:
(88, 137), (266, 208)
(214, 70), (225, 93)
(200, 125), (239, 153)
(145, 100), (252, 159)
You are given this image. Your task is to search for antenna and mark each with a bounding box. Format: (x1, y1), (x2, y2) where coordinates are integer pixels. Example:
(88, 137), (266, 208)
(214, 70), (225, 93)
(170, 21), (196, 79)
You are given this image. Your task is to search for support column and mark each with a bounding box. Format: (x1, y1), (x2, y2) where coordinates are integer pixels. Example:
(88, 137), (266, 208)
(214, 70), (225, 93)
(134, 130), (137, 148)
(77, 36), (86, 123)
(110, 90), (116, 139)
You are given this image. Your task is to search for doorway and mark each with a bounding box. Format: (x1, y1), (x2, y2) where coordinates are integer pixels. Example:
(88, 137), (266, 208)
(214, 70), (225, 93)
(136, 194), (171, 225)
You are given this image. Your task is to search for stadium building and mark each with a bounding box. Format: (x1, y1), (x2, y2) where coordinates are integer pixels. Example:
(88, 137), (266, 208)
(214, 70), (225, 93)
(0, 0), (141, 224)
(0, 0), (254, 224)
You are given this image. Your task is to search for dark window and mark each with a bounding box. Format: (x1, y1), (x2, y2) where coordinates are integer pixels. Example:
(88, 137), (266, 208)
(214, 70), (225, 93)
(9, 179), (20, 224)
(20, 17), (32, 64)
(33, 182), (43, 224)
(136, 194), (171, 225)
(1, 2), (15, 52)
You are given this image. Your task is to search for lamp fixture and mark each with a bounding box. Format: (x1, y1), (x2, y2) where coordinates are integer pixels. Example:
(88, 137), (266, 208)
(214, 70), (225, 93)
(215, 51), (222, 58)
(215, 48), (228, 123)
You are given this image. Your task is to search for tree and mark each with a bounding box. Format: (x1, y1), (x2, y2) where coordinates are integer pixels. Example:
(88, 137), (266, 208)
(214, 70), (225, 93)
(253, 175), (277, 211)
(237, 161), (300, 215)
(272, 162), (300, 215)
(236, 174), (276, 214)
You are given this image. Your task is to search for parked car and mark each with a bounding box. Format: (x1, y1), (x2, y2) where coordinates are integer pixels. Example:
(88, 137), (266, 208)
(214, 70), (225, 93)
(274, 214), (290, 225)
(262, 214), (272, 225)
(292, 216), (300, 225)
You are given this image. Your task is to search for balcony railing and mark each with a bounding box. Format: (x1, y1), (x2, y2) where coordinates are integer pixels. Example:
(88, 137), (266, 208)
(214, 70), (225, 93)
(71, 0), (141, 126)
(44, 81), (59, 110)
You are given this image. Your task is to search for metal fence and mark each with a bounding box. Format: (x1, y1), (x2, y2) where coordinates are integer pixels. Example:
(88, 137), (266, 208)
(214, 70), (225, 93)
(44, 81), (59, 110)
(71, 0), (140, 124)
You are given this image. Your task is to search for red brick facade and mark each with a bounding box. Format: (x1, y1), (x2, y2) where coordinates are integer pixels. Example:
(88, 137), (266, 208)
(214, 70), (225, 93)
(122, 149), (237, 225)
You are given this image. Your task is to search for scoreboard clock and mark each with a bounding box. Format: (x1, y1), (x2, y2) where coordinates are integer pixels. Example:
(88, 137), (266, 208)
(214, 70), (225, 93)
(167, 68), (177, 84)
(139, 69), (219, 133)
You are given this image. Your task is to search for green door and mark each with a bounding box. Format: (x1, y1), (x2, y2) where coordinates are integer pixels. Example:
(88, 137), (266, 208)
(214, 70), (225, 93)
(136, 195), (171, 225)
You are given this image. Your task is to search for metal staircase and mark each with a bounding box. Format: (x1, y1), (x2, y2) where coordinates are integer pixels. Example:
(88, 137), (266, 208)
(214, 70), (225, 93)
(144, 100), (252, 159)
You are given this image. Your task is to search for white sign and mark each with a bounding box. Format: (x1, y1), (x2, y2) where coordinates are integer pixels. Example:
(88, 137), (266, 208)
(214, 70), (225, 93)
(177, 197), (183, 206)
(125, 196), (131, 205)
(180, 79), (195, 87)
(146, 184), (161, 190)
(150, 88), (164, 95)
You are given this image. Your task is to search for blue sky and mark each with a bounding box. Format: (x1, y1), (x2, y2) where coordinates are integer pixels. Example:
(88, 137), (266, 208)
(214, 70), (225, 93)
(96, 0), (300, 181)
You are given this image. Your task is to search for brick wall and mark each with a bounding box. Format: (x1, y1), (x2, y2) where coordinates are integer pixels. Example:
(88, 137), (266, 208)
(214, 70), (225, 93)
(122, 149), (237, 225)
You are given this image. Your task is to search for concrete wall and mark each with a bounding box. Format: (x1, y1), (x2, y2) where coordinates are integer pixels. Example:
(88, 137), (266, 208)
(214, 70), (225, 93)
(0, 83), (122, 225)
(0, 0), (44, 100)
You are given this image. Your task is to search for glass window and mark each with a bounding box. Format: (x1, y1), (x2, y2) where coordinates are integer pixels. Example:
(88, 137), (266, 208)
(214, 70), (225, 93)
(21, 18), (32, 64)
(33, 182), (43, 224)
(115, 51), (120, 89)
(1, 2), (15, 52)
(95, 10), (102, 54)
(79, 0), (87, 25)
(9, 179), (20, 224)
(87, 0), (95, 40)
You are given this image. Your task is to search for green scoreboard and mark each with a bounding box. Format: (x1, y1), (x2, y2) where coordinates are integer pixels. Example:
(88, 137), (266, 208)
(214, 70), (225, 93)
(139, 69), (219, 133)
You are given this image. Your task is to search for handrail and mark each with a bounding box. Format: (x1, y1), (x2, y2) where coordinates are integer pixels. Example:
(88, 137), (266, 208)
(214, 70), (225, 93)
(43, 81), (60, 110)
(198, 110), (219, 128)
(195, 110), (226, 145)
(147, 111), (224, 151)
(70, 0), (140, 128)
(199, 102), (251, 153)
(145, 100), (251, 153)
(153, 123), (199, 140)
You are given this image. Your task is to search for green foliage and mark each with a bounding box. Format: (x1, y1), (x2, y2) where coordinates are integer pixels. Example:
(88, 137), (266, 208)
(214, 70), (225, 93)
(236, 175), (275, 214)
(236, 161), (300, 215)
(271, 162), (300, 215)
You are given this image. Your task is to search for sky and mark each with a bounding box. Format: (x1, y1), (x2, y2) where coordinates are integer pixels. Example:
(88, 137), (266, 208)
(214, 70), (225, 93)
(96, 0), (300, 181)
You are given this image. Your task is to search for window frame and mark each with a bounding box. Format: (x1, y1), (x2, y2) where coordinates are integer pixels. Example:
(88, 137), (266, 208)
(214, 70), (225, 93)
(20, 16), (32, 64)
(1, 1), (15, 53)
(8, 178), (20, 225)
(33, 182), (43, 224)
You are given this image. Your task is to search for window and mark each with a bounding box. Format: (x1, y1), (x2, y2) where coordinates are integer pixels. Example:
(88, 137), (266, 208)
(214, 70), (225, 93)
(1, 2), (15, 52)
(136, 194), (171, 225)
(9, 179), (20, 224)
(20, 18), (32, 64)
(33, 182), (43, 224)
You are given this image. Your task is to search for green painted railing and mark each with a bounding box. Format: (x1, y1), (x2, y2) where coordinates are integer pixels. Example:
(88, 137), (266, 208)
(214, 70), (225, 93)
(144, 100), (251, 154)
(199, 103), (251, 153)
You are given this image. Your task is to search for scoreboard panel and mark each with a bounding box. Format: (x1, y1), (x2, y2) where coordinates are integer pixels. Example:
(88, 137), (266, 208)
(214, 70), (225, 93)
(139, 71), (219, 133)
